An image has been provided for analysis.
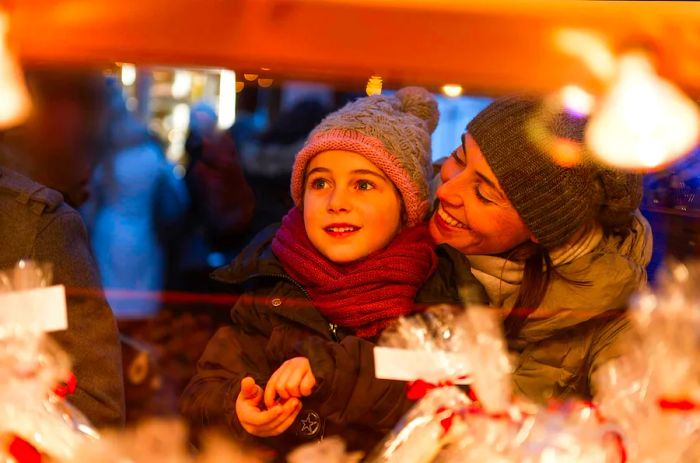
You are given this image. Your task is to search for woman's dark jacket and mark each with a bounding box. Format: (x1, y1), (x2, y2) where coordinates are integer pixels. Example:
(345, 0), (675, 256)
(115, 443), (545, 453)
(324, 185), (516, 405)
(180, 224), (486, 458)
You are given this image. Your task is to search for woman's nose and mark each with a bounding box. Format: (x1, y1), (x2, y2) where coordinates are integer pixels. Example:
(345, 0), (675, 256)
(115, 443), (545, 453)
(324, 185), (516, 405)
(436, 171), (465, 206)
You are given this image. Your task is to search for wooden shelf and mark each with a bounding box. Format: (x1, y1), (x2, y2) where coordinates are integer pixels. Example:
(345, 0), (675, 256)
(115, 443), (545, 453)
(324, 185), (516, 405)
(8, 1), (700, 95)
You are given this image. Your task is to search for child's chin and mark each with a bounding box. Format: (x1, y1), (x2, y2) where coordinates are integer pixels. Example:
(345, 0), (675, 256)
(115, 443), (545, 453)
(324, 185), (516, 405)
(324, 250), (370, 265)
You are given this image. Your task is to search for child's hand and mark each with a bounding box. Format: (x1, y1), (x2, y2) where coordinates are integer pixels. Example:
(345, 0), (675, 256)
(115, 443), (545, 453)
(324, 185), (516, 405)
(236, 376), (302, 437)
(264, 357), (317, 409)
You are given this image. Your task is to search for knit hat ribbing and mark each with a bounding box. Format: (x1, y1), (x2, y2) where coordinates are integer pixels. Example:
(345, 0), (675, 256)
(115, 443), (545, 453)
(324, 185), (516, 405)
(467, 96), (643, 249)
(290, 87), (439, 226)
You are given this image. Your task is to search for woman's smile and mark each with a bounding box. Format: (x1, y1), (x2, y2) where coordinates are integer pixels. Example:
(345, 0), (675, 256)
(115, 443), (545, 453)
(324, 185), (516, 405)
(435, 205), (468, 229)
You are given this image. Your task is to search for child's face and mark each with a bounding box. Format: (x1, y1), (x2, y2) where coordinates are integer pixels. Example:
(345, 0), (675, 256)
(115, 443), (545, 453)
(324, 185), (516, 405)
(303, 150), (403, 264)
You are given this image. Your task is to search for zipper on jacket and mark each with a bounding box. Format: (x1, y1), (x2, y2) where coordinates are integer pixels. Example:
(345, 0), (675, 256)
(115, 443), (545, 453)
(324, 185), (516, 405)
(233, 272), (311, 300)
(273, 273), (340, 342)
(226, 271), (342, 341)
(271, 273), (311, 300)
(328, 323), (339, 342)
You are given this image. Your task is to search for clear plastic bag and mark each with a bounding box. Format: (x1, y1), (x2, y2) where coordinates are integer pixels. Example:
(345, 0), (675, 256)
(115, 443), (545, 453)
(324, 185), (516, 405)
(594, 260), (700, 461)
(0, 260), (98, 461)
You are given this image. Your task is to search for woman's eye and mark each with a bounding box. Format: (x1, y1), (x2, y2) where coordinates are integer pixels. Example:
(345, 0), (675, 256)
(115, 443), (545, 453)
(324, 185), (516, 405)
(310, 178), (328, 189)
(356, 180), (375, 191)
(474, 185), (493, 204)
(450, 147), (467, 167)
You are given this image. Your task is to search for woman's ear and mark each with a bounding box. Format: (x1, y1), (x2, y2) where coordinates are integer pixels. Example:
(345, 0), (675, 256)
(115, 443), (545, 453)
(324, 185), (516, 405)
(530, 233), (539, 244)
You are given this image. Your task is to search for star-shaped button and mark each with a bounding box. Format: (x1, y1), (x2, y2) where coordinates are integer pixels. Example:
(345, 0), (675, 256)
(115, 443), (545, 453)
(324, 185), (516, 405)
(299, 410), (321, 436)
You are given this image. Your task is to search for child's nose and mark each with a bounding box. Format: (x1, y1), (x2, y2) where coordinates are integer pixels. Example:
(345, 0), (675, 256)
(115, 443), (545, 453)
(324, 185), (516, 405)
(327, 188), (350, 213)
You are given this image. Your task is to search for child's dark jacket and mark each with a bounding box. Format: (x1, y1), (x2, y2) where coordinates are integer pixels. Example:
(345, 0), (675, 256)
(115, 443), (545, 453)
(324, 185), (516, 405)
(180, 224), (486, 458)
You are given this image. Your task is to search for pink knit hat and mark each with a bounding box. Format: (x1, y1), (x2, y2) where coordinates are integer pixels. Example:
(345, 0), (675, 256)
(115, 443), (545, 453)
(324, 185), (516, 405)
(290, 87), (439, 227)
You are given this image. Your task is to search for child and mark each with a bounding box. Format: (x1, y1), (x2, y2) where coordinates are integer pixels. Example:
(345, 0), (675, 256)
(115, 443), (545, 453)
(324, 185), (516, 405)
(180, 87), (486, 458)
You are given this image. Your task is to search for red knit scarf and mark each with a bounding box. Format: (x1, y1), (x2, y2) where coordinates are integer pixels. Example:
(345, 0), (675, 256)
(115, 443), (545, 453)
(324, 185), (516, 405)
(271, 207), (438, 338)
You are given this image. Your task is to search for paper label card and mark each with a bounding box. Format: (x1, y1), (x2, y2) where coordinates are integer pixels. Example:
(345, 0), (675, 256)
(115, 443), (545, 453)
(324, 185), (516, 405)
(374, 346), (471, 384)
(0, 285), (68, 332)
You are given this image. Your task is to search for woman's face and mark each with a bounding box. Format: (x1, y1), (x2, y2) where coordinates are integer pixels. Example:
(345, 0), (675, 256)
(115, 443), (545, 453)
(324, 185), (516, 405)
(303, 150), (403, 264)
(429, 134), (534, 255)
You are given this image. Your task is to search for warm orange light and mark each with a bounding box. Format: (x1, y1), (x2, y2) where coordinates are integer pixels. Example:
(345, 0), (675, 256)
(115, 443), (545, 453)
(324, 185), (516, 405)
(0, 10), (31, 129)
(257, 78), (274, 88)
(441, 84), (463, 98)
(218, 70), (236, 129)
(243, 73), (258, 81)
(366, 75), (382, 96)
(551, 138), (583, 167)
(120, 63), (136, 86)
(559, 85), (595, 117)
(586, 52), (700, 170)
(556, 29), (615, 83)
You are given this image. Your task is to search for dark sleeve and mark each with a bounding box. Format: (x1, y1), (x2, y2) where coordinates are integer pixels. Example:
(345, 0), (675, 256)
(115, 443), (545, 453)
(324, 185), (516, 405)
(416, 245), (488, 308)
(267, 326), (415, 433)
(179, 293), (275, 440)
(33, 209), (125, 428)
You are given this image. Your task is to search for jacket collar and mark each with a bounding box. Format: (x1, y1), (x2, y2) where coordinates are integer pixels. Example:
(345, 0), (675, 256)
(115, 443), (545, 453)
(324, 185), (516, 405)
(211, 224), (285, 284)
(212, 224), (339, 339)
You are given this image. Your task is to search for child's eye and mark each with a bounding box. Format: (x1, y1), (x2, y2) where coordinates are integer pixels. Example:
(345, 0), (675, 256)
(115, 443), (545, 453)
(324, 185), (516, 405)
(355, 180), (375, 191)
(310, 178), (328, 189)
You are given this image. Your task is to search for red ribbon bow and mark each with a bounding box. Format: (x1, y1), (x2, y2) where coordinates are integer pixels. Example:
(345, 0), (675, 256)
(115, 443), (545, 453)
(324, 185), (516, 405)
(658, 397), (700, 411)
(52, 372), (77, 398)
(406, 379), (453, 401)
(405, 375), (471, 401)
(8, 435), (42, 463)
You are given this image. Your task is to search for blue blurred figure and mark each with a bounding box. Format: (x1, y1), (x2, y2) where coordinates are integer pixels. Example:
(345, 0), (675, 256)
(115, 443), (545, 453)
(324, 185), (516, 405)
(82, 79), (189, 318)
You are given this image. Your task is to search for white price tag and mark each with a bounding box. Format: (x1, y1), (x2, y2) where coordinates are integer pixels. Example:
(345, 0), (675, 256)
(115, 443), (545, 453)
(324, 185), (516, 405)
(374, 346), (471, 384)
(0, 285), (68, 332)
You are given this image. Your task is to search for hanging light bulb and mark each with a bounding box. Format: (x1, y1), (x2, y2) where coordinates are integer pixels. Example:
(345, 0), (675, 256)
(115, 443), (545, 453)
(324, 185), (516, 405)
(0, 10), (31, 129)
(120, 63), (137, 87)
(171, 70), (192, 99)
(559, 85), (595, 118)
(366, 76), (382, 96)
(586, 51), (700, 170)
(441, 84), (463, 98)
(218, 69), (236, 130)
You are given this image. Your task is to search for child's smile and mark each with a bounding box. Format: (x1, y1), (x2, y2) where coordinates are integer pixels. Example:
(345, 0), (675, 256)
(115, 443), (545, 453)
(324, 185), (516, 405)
(323, 223), (362, 237)
(303, 150), (403, 264)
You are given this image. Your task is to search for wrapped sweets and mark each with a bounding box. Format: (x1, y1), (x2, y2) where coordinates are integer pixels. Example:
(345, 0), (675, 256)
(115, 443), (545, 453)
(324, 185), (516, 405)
(0, 327), (96, 462)
(0, 261), (98, 462)
(594, 260), (700, 462)
(371, 305), (624, 463)
(367, 386), (471, 463)
(437, 400), (624, 463)
(368, 305), (511, 463)
(72, 419), (261, 463)
(435, 308), (624, 463)
(288, 435), (367, 463)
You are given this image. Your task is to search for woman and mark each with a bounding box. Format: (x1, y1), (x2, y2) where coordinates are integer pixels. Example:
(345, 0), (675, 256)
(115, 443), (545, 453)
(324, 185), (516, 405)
(430, 96), (653, 402)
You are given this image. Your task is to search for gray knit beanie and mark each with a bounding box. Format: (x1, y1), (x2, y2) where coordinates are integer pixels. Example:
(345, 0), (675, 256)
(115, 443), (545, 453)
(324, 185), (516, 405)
(290, 87), (439, 226)
(467, 96), (643, 249)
